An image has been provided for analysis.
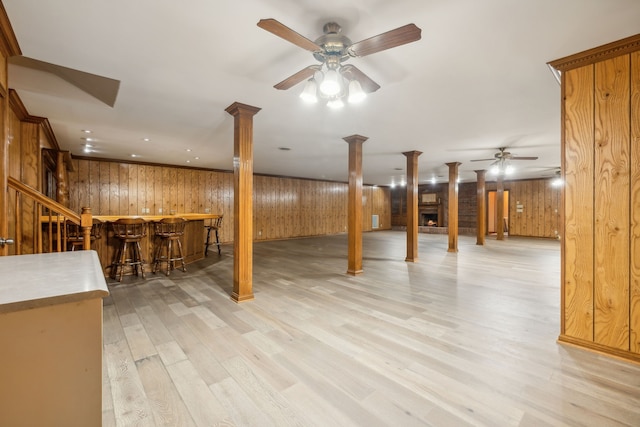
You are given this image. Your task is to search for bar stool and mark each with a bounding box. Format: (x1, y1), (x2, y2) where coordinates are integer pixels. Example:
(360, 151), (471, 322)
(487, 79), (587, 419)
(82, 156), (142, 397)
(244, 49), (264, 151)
(110, 218), (147, 282)
(66, 218), (103, 251)
(152, 217), (187, 276)
(204, 215), (223, 256)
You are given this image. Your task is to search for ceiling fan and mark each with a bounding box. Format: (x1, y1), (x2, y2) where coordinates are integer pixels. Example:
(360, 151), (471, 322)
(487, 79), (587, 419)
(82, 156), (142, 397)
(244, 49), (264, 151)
(257, 18), (422, 106)
(470, 147), (539, 175)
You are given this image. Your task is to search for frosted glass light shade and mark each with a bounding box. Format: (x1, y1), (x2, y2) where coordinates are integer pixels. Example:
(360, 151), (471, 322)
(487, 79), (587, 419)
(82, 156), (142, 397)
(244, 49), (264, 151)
(299, 79), (318, 103)
(319, 69), (341, 96)
(327, 98), (344, 109)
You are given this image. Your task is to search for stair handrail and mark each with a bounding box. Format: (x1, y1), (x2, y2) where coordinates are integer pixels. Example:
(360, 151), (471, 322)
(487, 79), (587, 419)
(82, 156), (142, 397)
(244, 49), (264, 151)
(7, 176), (93, 252)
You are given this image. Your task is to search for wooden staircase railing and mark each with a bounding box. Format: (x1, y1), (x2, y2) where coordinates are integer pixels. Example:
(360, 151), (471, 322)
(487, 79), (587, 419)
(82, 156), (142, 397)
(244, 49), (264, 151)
(7, 176), (93, 254)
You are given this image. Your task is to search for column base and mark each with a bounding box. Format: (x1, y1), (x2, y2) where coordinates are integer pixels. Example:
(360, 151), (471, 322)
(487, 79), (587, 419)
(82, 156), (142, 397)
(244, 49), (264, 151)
(231, 292), (255, 303)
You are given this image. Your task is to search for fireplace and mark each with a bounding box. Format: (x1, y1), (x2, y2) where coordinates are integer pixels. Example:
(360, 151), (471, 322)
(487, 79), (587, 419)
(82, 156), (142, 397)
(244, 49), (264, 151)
(421, 212), (438, 226)
(419, 205), (441, 226)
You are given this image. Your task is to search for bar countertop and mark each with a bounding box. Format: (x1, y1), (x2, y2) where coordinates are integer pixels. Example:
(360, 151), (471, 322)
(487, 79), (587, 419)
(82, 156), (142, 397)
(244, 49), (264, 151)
(93, 213), (220, 222)
(0, 251), (109, 314)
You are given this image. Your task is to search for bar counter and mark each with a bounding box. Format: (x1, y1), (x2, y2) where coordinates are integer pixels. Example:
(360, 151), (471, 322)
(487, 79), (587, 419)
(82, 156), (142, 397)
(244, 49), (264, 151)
(92, 213), (221, 277)
(0, 251), (108, 426)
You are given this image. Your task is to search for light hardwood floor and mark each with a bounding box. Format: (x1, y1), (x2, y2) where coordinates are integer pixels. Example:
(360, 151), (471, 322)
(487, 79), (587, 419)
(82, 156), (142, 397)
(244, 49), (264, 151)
(102, 231), (640, 426)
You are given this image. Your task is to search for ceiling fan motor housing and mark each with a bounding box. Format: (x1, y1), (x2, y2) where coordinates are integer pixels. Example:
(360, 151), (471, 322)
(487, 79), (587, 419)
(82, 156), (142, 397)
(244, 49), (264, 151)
(313, 22), (352, 64)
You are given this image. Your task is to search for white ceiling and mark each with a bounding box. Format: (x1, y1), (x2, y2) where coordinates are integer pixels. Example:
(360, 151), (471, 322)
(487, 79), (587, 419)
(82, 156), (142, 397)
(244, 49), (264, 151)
(3, 0), (640, 186)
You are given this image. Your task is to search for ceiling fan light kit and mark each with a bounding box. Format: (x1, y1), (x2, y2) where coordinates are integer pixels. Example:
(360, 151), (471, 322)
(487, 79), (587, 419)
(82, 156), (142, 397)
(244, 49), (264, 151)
(472, 147), (539, 176)
(490, 163), (515, 175)
(258, 18), (421, 107)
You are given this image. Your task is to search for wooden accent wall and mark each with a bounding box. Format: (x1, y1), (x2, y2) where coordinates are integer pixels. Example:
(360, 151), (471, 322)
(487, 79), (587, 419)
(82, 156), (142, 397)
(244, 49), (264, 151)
(507, 180), (561, 239)
(67, 158), (391, 244)
(0, 2), (21, 256)
(391, 179), (560, 239)
(5, 92), (66, 255)
(550, 33), (640, 362)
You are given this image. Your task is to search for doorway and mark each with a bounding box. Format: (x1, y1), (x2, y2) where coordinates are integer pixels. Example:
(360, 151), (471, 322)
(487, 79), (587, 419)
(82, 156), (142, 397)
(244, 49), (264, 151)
(487, 190), (509, 234)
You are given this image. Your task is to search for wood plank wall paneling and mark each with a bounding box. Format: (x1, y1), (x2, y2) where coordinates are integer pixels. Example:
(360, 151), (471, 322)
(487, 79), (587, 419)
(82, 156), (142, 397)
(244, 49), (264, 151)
(555, 37), (640, 360)
(508, 180), (561, 239)
(631, 51), (640, 354)
(593, 56), (630, 350)
(391, 180), (560, 239)
(67, 159), (390, 245)
(563, 65), (595, 341)
(20, 122), (39, 254)
(6, 108), (20, 255)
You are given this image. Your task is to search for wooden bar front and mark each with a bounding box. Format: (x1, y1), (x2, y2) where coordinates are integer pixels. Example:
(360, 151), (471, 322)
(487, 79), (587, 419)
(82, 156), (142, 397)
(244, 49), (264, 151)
(92, 213), (220, 276)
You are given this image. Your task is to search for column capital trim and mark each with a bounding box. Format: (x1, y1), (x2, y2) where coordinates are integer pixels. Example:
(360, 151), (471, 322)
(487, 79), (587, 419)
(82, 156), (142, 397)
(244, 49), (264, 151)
(225, 102), (261, 117)
(343, 134), (369, 144)
(402, 150), (423, 158)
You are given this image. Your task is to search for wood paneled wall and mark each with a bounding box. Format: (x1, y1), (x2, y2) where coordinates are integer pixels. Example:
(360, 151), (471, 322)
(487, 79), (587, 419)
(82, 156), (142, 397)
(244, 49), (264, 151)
(67, 158), (391, 244)
(0, 5), (21, 257)
(391, 179), (560, 239)
(507, 180), (561, 239)
(5, 93), (58, 255)
(550, 33), (640, 361)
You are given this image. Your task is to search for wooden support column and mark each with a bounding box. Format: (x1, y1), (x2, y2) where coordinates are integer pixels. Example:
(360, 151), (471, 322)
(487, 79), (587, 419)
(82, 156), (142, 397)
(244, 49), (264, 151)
(403, 150), (422, 262)
(225, 102), (261, 303)
(497, 174), (505, 241)
(446, 162), (461, 252)
(475, 170), (486, 245)
(344, 134), (367, 275)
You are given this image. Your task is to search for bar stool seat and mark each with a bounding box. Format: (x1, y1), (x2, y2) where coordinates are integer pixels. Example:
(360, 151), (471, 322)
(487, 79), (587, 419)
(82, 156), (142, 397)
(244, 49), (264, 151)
(204, 216), (223, 256)
(152, 217), (187, 276)
(66, 218), (103, 251)
(110, 218), (147, 282)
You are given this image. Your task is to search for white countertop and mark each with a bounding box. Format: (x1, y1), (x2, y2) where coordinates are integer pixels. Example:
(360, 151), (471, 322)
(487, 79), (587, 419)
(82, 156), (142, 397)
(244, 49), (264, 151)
(0, 251), (109, 314)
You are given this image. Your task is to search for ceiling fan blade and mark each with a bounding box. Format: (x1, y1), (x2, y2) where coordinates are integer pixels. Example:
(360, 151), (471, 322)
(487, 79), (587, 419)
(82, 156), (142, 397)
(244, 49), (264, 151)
(348, 23), (421, 57)
(511, 156), (539, 160)
(274, 66), (318, 90)
(257, 19), (321, 53)
(470, 158), (496, 162)
(340, 64), (380, 93)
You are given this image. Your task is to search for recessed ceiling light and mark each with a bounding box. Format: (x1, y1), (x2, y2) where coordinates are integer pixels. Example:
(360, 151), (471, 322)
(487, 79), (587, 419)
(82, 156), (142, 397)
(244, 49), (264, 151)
(186, 160), (191, 163)
(142, 137), (150, 142)
(82, 129), (92, 134)
(131, 154), (138, 158)
(194, 157), (200, 160)
(81, 137), (94, 142)
(186, 148), (192, 152)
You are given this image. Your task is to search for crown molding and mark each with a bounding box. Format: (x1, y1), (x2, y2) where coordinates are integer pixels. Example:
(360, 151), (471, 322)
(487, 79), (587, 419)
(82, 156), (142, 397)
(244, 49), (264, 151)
(9, 89), (60, 150)
(548, 33), (640, 72)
